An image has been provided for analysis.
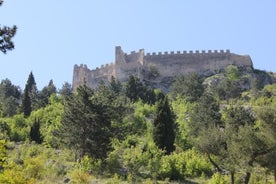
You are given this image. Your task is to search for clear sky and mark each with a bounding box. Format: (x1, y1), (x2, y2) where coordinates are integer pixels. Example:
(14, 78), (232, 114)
(0, 0), (275, 90)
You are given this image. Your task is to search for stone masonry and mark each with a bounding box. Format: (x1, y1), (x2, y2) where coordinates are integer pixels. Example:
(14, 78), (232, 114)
(72, 46), (253, 91)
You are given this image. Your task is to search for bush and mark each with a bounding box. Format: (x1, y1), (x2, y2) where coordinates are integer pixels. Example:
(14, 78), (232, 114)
(159, 148), (213, 180)
(208, 173), (228, 184)
(106, 136), (163, 180)
(69, 168), (92, 184)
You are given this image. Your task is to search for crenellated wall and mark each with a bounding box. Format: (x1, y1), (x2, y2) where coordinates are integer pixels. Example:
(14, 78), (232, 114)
(72, 46), (253, 90)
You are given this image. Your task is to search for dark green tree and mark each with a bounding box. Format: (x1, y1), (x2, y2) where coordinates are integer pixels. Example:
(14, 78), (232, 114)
(153, 95), (175, 154)
(188, 93), (222, 137)
(37, 79), (57, 107)
(109, 76), (122, 94)
(30, 118), (43, 144)
(21, 72), (37, 117)
(0, 79), (21, 117)
(59, 82), (73, 97)
(0, 1), (17, 54)
(125, 75), (156, 104)
(171, 73), (204, 102)
(125, 75), (145, 102)
(21, 90), (31, 117)
(60, 85), (117, 159)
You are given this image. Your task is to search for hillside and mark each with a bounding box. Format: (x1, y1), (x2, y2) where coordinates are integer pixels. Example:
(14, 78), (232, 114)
(0, 66), (275, 184)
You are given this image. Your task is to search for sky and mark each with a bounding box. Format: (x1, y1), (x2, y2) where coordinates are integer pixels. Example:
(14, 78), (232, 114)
(0, 0), (275, 90)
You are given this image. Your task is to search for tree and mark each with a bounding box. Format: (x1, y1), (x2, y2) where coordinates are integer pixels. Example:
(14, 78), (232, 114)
(225, 65), (241, 81)
(153, 95), (175, 154)
(255, 106), (276, 182)
(125, 75), (145, 102)
(109, 76), (122, 94)
(187, 93), (224, 174)
(30, 118), (43, 144)
(171, 73), (204, 102)
(0, 79), (21, 117)
(21, 90), (31, 117)
(22, 72), (37, 117)
(125, 75), (157, 104)
(59, 82), (73, 97)
(0, 1), (17, 54)
(60, 85), (116, 159)
(37, 79), (57, 107)
(215, 78), (241, 100)
(188, 93), (222, 137)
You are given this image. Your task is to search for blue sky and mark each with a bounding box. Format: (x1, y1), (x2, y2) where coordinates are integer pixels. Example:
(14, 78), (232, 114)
(0, 0), (275, 89)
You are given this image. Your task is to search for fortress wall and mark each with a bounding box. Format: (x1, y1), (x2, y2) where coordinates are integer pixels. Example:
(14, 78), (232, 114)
(73, 63), (116, 90)
(86, 63), (116, 88)
(116, 46), (144, 64)
(90, 62), (115, 77)
(73, 47), (254, 90)
(115, 60), (142, 82)
(144, 50), (232, 77)
(114, 48), (145, 81)
(230, 54), (253, 69)
(125, 49), (145, 65)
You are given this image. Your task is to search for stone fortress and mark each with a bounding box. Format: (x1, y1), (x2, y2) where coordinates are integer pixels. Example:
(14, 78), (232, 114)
(72, 46), (253, 91)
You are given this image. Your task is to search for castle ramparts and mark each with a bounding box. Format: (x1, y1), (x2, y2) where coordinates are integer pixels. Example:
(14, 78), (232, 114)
(73, 46), (253, 91)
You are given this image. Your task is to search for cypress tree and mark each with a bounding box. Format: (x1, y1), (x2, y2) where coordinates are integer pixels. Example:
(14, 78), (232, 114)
(22, 72), (37, 117)
(153, 95), (175, 154)
(22, 91), (31, 117)
(30, 118), (43, 144)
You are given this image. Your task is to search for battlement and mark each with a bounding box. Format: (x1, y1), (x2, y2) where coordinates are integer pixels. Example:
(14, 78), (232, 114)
(145, 49), (230, 57)
(93, 62), (114, 71)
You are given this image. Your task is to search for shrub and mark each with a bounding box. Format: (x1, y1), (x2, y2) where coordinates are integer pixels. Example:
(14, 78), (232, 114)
(208, 173), (228, 184)
(159, 148), (213, 180)
(69, 168), (92, 184)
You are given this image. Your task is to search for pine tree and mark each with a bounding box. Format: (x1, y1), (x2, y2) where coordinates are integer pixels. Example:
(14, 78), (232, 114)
(60, 85), (114, 159)
(0, 1), (17, 54)
(153, 95), (175, 154)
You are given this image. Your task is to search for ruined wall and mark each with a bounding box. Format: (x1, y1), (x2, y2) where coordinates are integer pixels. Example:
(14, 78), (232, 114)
(115, 46), (145, 82)
(72, 46), (253, 90)
(73, 63), (115, 91)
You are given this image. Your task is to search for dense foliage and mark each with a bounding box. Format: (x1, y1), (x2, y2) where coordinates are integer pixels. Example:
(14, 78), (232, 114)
(0, 69), (275, 183)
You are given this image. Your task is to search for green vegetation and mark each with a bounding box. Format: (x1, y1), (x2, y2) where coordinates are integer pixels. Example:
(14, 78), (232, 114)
(0, 0), (17, 54)
(0, 69), (275, 183)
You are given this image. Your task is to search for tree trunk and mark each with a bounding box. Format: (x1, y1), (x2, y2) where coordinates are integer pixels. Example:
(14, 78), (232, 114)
(207, 154), (222, 172)
(244, 172), (251, 184)
(230, 171), (235, 184)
